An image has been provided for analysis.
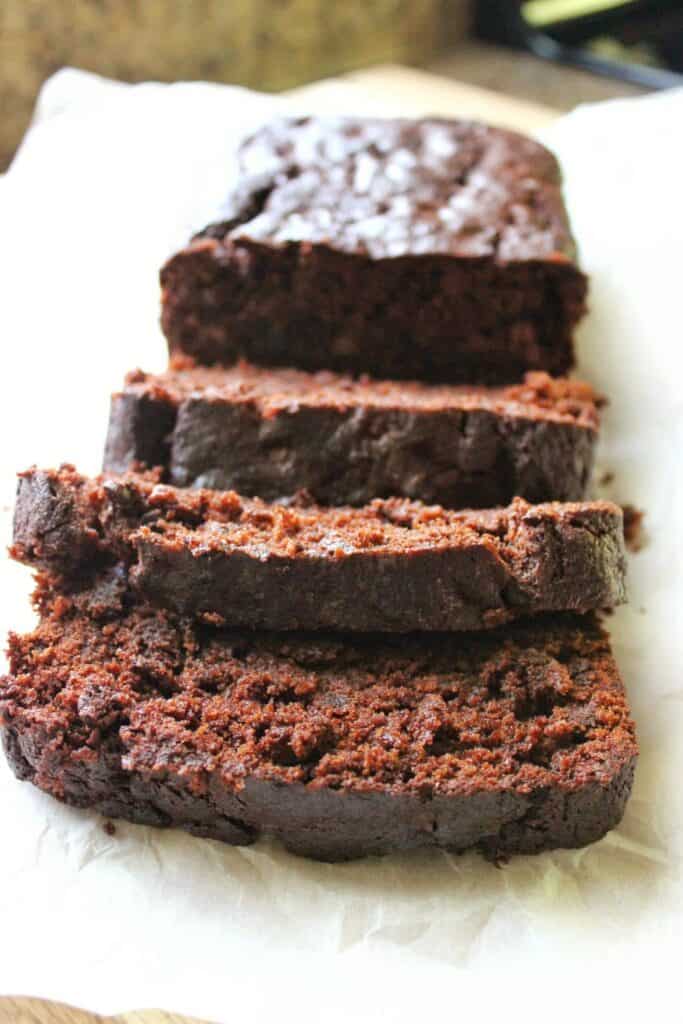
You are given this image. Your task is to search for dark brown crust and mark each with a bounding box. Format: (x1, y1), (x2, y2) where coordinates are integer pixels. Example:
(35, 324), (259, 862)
(0, 583), (637, 862)
(11, 467), (627, 633)
(103, 362), (600, 507)
(160, 117), (588, 384)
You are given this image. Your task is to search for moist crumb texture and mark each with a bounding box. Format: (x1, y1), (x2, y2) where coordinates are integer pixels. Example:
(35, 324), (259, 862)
(0, 579), (637, 861)
(12, 467), (627, 633)
(160, 117), (588, 384)
(104, 359), (600, 507)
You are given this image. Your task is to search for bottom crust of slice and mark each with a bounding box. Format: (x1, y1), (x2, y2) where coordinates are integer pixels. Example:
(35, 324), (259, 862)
(2, 727), (636, 861)
(0, 582), (637, 862)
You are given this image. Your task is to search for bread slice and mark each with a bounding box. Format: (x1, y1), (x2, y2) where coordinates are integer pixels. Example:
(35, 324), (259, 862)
(0, 576), (636, 861)
(12, 466), (626, 633)
(104, 360), (600, 508)
(160, 117), (587, 384)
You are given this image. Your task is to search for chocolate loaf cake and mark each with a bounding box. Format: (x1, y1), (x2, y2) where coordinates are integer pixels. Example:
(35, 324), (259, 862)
(160, 117), (587, 384)
(12, 466), (626, 633)
(104, 360), (600, 507)
(0, 574), (637, 861)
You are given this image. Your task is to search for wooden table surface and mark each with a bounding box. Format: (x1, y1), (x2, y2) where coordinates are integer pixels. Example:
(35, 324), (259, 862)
(0, 1000), (209, 1024)
(0, 63), (558, 1024)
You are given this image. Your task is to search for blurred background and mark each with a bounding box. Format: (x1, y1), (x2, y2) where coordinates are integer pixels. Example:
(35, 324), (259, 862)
(2, 0), (681, 169)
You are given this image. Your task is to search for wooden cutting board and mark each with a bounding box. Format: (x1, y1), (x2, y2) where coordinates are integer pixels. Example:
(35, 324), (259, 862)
(0, 999), (210, 1023)
(0, 63), (557, 1024)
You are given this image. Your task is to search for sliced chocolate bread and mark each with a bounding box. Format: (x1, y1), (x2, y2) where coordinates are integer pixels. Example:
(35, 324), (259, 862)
(160, 117), (587, 384)
(0, 576), (637, 862)
(12, 466), (626, 633)
(103, 360), (600, 508)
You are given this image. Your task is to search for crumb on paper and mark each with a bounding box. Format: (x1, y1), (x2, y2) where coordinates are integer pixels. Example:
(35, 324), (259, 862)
(103, 820), (116, 836)
(599, 470), (615, 486)
(623, 505), (645, 552)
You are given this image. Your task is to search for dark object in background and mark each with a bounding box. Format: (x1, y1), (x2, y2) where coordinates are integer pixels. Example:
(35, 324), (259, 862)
(161, 117), (587, 385)
(475, 0), (683, 89)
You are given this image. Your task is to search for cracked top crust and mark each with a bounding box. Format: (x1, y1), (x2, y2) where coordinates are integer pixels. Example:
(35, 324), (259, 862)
(195, 116), (578, 263)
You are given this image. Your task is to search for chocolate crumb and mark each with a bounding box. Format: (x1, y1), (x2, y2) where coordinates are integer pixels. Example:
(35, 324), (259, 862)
(103, 821), (116, 836)
(623, 505), (645, 552)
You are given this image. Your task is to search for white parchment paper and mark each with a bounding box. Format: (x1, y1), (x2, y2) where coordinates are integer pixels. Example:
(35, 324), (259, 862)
(0, 70), (681, 1022)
